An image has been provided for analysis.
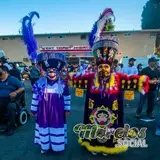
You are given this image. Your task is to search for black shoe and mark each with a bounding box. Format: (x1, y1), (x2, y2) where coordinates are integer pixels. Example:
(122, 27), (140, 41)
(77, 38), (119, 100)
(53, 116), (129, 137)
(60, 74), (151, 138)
(135, 114), (141, 119)
(5, 128), (14, 136)
(147, 114), (155, 119)
(0, 124), (7, 132)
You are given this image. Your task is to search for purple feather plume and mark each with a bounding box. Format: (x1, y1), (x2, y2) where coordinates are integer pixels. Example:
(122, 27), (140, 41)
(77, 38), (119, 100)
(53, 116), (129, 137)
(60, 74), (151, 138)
(21, 11), (40, 62)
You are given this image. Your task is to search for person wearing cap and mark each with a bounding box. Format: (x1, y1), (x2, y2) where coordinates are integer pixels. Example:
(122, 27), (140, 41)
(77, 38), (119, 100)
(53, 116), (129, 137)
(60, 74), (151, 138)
(136, 57), (160, 119)
(121, 58), (138, 75)
(0, 57), (12, 71)
(70, 8), (149, 156)
(21, 12), (71, 154)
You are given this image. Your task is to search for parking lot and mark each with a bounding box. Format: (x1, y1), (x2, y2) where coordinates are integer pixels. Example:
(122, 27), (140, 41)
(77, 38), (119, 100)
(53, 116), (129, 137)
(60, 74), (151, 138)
(0, 80), (160, 160)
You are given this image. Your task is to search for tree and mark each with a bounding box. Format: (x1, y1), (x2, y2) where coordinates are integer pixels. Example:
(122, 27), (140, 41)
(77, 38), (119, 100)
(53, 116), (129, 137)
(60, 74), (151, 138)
(154, 33), (160, 57)
(141, 0), (160, 29)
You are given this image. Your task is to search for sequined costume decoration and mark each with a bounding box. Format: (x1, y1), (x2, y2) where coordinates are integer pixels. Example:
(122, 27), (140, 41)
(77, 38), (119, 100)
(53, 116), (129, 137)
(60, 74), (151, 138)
(69, 8), (149, 155)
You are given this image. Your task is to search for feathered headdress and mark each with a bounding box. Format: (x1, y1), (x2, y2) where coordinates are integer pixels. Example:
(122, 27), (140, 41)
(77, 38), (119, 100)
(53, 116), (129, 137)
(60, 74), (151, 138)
(21, 11), (40, 62)
(88, 8), (115, 48)
(88, 8), (119, 66)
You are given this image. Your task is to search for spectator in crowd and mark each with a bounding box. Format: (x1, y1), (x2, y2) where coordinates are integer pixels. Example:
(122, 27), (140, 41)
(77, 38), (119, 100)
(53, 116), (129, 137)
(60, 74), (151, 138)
(68, 64), (74, 72)
(0, 66), (24, 135)
(87, 64), (93, 72)
(0, 57), (12, 71)
(9, 63), (21, 81)
(79, 64), (84, 73)
(15, 63), (21, 72)
(29, 62), (40, 86)
(156, 61), (160, 71)
(119, 63), (123, 70)
(121, 58), (138, 75)
(112, 59), (121, 73)
(70, 64), (74, 72)
(121, 58), (138, 107)
(67, 64), (71, 72)
(136, 57), (160, 119)
(137, 63), (143, 75)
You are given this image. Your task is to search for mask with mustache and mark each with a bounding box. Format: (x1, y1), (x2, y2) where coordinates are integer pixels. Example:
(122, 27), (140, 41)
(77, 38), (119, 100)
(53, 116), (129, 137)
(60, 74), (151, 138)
(47, 68), (58, 81)
(98, 64), (111, 79)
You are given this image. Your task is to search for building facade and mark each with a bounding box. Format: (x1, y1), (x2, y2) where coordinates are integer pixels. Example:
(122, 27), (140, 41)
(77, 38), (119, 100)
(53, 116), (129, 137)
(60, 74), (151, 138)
(0, 29), (159, 65)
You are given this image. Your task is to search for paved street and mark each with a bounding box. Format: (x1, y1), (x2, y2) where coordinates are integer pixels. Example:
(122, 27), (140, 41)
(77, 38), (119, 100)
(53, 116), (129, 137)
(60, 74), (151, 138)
(0, 80), (160, 160)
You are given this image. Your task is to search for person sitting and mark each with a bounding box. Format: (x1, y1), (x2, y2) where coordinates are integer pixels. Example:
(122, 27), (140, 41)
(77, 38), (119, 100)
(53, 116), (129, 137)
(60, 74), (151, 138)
(0, 66), (24, 136)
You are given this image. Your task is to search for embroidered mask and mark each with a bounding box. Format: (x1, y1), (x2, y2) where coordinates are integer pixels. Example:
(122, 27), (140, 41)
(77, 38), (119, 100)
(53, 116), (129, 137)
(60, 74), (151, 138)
(98, 64), (111, 78)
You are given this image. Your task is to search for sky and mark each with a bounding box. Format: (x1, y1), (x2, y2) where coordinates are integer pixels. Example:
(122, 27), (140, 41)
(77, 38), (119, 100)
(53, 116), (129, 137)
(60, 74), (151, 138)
(0, 0), (148, 35)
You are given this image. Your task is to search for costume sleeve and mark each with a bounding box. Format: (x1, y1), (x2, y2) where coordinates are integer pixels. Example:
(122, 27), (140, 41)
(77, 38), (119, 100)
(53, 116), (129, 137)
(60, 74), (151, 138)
(117, 73), (150, 95)
(30, 83), (39, 114)
(31, 93), (39, 114)
(63, 84), (71, 112)
(68, 72), (95, 89)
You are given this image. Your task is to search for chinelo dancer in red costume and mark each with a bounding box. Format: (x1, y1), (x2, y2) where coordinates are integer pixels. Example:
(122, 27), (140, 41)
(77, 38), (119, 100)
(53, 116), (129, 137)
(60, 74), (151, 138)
(69, 8), (150, 156)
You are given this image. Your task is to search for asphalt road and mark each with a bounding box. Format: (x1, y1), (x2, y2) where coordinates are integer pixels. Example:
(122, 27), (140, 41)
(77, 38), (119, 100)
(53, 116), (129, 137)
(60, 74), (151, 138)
(0, 80), (160, 160)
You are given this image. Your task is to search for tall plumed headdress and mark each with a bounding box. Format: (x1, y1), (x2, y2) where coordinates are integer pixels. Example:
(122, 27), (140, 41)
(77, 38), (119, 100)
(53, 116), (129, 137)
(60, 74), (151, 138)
(21, 11), (40, 63)
(21, 11), (67, 70)
(88, 8), (119, 66)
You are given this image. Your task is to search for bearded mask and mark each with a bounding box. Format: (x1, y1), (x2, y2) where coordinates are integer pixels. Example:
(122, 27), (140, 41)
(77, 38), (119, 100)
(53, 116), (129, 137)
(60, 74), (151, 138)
(98, 64), (111, 78)
(46, 68), (58, 81)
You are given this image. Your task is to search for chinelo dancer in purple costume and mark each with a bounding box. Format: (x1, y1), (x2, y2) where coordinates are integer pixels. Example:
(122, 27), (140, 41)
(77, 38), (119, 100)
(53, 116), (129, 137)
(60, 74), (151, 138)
(21, 12), (71, 154)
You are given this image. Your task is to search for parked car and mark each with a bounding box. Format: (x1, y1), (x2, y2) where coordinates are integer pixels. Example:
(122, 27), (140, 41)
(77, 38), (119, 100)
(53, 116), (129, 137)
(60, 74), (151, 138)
(8, 62), (30, 80)
(8, 62), (28, 73)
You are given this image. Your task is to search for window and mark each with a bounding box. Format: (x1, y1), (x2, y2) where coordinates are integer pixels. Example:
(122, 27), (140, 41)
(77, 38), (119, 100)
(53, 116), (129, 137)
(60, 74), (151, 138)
(9, 37), (15, 40)
(23, 58), (29, 62)
(111, 34), (117, 37)
(59, 35), (66, 38)
(2, 37), (8, 40)
(124, 33), (132, 37)
(80, 34), (87, 40)
(47, 36), (52, 39)
(150, 33), (156, 38)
